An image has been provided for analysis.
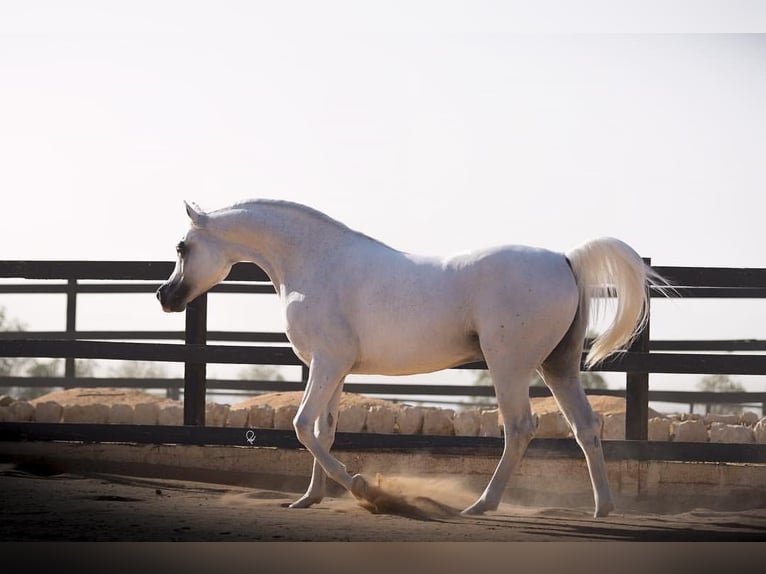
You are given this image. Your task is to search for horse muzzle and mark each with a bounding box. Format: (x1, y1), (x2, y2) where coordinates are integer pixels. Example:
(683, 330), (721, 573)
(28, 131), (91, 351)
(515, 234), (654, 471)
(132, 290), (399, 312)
(156, 282), (188, 313)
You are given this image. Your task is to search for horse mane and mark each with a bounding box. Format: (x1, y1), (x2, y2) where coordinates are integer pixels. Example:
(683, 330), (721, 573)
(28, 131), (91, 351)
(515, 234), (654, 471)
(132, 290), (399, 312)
(224, 199), (392, 248)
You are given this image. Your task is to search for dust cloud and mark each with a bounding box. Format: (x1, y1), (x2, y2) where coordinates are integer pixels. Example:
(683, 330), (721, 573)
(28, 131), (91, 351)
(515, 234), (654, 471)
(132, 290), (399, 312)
(351, 473), (480, 520)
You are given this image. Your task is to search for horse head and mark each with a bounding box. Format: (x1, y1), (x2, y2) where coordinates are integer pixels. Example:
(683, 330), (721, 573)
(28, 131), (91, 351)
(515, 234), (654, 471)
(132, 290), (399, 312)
(156, 201), (233, 312)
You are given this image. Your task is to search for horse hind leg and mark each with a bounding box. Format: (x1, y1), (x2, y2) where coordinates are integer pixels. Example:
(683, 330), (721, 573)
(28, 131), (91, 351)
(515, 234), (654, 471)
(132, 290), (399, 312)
(462, 363), (539, 516)
(288, 381), (344, 508)
(540, 324), (615, 518)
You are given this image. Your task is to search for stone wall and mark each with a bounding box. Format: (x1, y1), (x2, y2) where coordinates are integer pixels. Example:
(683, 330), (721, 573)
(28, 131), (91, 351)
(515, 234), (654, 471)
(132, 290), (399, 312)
(1, 389), (765, 444)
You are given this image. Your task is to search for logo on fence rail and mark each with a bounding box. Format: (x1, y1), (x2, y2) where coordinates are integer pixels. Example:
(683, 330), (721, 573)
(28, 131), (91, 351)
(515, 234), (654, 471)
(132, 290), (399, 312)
(245, 430), (256, 445)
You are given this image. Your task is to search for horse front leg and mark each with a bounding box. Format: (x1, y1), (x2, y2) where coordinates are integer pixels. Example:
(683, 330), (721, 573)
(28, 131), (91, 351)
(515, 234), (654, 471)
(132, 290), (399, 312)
(291, 357), (363, 500)
(289, 381), (344, 508)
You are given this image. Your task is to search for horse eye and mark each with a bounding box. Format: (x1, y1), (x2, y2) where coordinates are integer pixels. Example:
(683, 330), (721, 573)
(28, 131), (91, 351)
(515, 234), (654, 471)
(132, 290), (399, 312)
(176, 241), (187, 256)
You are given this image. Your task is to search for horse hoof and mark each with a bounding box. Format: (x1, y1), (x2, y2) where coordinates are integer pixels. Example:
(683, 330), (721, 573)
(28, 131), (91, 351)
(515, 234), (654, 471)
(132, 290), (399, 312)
(594, 500), (615, 518)
(288, 496), (320, 509)
(351, 474), (369, 499)
(460, 504), (487, 516)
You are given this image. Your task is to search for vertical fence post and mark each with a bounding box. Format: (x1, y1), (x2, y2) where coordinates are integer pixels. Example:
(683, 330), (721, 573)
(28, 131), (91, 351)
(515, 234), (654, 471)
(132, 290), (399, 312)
(625, 258), (651, 441)
(183, 293), (208, 426)
(64, 278), (77, 387)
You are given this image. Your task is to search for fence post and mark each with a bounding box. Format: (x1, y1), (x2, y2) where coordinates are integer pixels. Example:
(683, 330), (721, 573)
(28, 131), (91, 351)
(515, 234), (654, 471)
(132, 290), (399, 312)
(183, 293), (208, 426)
(64, 278), (77, 387)
(625, 258), (651, 440)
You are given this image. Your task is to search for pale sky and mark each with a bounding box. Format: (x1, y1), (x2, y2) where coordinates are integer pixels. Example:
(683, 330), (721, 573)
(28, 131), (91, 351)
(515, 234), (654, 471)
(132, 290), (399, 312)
(1, 2), (765, 405)
(1, 3), (765, 265)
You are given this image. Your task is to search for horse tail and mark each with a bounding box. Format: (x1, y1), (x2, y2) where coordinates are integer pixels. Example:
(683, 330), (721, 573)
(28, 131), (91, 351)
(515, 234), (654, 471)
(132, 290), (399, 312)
(566, 237), (670, 368)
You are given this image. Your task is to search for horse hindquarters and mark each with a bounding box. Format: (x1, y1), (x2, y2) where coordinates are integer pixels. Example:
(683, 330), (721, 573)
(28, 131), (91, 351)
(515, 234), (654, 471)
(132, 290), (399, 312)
(534, 237), (663, 518)
(462, 254), (580, 515)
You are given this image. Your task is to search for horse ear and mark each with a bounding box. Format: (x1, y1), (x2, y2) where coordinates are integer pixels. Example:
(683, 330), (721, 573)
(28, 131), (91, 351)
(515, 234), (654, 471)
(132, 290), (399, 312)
(184, 201), (207, 227)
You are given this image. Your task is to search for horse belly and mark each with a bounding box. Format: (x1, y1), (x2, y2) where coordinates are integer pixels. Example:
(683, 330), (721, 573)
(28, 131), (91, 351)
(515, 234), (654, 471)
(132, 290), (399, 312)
(351, 320), (481, 376)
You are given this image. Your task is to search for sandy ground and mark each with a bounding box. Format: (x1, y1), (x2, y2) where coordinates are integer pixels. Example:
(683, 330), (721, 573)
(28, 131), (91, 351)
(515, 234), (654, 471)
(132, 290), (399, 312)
(7, 389), (765, 542)
(2, 462), (765, 542)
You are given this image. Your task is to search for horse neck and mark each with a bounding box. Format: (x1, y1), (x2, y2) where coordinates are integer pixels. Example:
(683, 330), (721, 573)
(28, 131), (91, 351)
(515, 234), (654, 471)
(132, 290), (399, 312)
(209, 205), (352, 288)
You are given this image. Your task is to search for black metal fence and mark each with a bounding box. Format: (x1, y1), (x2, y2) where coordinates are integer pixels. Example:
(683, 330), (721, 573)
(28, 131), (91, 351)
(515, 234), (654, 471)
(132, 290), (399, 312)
(1, 260), (765, 463)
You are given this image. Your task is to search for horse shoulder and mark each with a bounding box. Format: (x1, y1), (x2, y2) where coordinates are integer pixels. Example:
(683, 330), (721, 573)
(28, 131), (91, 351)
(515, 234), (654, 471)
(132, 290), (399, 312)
(281, 287), (359, 365)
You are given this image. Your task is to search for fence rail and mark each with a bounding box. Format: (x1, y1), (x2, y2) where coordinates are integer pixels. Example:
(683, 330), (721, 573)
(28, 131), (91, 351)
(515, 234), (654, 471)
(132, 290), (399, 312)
(1, 260), (765, 462)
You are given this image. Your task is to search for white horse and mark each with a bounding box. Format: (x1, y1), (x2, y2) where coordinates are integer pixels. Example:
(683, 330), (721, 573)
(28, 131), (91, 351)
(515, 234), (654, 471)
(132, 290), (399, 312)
(157, 199), (666, 518)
